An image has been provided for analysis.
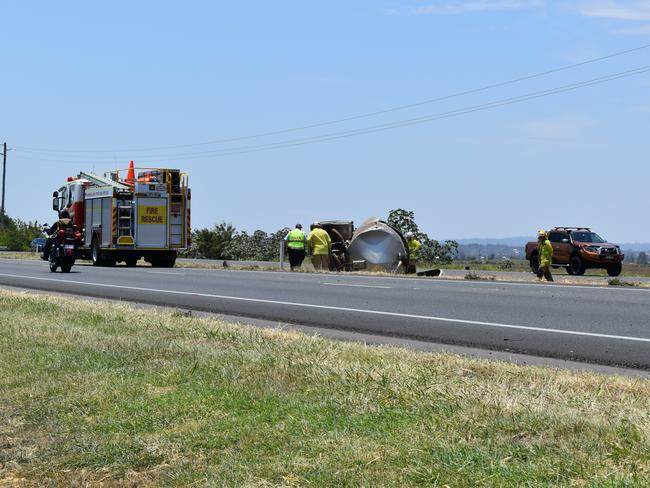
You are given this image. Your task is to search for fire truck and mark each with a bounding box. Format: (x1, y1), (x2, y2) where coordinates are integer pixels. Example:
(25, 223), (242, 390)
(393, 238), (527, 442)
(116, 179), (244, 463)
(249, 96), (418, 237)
(51, 162), (190, 267)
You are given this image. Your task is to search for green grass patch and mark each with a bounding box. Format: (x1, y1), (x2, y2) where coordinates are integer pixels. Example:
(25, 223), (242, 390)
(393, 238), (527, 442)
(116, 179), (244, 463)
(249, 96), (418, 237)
(0, 290), (649, 486)
(464, 271), (496, 281)
(608, 278), (639, 287)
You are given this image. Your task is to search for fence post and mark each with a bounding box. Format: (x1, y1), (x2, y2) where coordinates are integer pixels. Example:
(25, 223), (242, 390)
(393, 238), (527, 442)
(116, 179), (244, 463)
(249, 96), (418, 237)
(279, 241), (285, 269)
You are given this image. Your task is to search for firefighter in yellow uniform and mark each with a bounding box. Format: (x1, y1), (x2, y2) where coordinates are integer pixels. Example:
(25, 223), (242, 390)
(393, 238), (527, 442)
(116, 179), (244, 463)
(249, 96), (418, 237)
(307, 222), (331, 271)
(405, 231), (421, 274)
(284, 223), (306, 271)
(537, 229), (554, 282)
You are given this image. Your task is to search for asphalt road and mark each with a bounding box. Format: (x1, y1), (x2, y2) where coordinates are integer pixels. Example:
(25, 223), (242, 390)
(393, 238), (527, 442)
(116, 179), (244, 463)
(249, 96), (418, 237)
(176, 258), (650, 285)
(1, 258), (649, 369)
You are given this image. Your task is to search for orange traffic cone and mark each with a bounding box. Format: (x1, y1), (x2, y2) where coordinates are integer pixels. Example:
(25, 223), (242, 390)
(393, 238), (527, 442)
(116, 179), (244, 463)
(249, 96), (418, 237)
(126, 160), (135, 185)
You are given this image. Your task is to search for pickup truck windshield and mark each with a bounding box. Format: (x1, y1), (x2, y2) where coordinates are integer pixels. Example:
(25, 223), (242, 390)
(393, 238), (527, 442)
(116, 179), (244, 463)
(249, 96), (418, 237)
(571, 232), (605, 243)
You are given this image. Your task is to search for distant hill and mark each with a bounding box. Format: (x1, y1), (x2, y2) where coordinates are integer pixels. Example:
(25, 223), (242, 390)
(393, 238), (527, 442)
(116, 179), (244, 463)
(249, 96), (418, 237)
(453, 236), (650, 251)
(453, 236), (531, 247)
(619, 243), (650, 252)
(451, 236), (650, 260)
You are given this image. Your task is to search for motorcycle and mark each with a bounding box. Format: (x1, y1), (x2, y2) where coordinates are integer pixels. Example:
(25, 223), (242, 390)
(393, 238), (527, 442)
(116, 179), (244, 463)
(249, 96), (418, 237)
(49, 225), (82, 273)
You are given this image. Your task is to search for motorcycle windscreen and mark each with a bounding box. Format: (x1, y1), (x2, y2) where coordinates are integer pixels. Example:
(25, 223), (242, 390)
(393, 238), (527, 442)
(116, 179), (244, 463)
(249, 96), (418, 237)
(135, 197), (168, 248)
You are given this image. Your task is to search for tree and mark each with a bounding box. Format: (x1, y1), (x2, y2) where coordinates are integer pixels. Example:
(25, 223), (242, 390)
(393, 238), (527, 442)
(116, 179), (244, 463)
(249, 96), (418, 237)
(636, 251), (648, 265)
(387, 209), (420, 236)
(0, 213), (42, 251)
(387, 208), (458, 265)
(190, 222), (236, 259)
(223, 227), (291, 261)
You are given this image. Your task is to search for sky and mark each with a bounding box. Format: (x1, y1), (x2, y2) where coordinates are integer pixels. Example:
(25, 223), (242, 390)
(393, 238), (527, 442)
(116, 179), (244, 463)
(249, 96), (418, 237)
(1, 0), (649, 242)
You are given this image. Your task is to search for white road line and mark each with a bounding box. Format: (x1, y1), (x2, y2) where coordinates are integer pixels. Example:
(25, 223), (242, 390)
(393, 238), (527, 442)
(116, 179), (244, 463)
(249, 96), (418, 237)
(322, 282), (391, 289)
(148, 271), (184, 275)
(1, 272), (649, 344)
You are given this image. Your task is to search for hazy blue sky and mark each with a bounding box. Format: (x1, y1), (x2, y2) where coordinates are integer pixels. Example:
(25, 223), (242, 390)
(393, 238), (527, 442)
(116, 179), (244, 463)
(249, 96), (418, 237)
(2, 1), (649, 241)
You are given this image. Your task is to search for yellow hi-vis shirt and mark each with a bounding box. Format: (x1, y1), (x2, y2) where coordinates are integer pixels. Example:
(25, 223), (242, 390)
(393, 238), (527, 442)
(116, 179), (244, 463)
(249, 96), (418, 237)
(408, 239), (421, 261)
(307, 228), (331, 256)
(286, 228), (306, 250)
(539, 238), (553, 267)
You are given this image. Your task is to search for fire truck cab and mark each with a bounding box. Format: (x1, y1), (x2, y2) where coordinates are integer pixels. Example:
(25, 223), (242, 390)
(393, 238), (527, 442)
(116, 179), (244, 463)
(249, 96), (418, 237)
(52, 165), (190, 267)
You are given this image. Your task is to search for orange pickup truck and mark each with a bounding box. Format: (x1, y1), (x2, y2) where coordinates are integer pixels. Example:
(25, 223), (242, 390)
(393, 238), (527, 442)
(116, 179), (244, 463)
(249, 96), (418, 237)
(525, 227), (624, 276)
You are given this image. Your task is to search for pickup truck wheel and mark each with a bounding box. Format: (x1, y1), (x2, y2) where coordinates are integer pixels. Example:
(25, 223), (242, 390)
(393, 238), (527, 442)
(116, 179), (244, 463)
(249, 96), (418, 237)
(566, 266), (575, 275)
(569, 255), (585, 276)
(529, 253), (539, 274)
(606, 263), (622, 277)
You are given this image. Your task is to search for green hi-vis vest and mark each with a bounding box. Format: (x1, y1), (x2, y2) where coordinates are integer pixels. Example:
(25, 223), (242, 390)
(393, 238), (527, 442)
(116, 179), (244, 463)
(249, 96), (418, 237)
(287, 229), (306, 250)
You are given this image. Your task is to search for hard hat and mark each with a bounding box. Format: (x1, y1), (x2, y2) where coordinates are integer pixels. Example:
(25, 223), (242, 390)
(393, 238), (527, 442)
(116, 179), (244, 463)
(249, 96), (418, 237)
(295, 223), (302, 229)
(59, 209), (70, 219)
(405, 231), (414, 238)
(312, 221), (321, 227)
(537, 229), (547, 238)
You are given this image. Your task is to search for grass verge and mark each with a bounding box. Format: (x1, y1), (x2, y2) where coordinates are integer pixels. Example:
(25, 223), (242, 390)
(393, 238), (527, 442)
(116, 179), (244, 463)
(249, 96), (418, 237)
(0, 290), (648, 486)
(608, 278), (639, 287)
(0, 252), (39, 260)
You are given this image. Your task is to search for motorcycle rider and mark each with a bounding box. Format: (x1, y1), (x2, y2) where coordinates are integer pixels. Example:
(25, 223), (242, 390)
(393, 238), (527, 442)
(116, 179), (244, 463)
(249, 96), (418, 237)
(41, 208), (73, 261)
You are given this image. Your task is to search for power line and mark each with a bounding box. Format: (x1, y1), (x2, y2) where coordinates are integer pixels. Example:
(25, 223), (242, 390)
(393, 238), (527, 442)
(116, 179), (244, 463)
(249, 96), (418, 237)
(13, 42), (650, 155)
(14, 63), (650, 164)
(115, 64), (650, 160)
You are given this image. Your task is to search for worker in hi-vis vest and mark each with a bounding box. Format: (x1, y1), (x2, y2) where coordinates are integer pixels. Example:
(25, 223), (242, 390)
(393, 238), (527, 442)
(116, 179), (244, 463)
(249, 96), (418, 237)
(284, 223), (307, 271)
(536, 229), (554, 282)
(405, 231), (421, 274)
(307, 222), (332, 271)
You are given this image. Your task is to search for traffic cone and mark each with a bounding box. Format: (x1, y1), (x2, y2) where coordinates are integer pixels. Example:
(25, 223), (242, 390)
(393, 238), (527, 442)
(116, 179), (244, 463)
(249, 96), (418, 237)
(126, 160), (135, 185)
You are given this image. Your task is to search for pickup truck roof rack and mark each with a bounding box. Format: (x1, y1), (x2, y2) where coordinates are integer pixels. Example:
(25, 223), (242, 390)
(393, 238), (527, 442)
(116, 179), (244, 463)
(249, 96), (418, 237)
(551, 227), (591, 232)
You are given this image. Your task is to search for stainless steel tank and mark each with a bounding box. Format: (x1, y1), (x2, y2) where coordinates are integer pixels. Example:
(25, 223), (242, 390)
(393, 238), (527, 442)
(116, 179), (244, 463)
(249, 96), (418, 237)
(347, 219), (408, 273)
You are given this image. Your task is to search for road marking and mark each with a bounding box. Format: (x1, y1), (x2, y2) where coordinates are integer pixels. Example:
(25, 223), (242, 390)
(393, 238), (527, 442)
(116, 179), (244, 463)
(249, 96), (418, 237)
(148, 271), (184, 275)
(1, 272), (649, 344)
(322, 282), (391, 289)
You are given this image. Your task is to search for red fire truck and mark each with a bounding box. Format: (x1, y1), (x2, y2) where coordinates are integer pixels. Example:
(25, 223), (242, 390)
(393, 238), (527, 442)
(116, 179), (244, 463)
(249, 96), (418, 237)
(51, 163), (190, 267)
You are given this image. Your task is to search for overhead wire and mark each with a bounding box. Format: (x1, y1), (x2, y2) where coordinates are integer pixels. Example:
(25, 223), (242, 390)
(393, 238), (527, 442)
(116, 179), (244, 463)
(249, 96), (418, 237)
(13, 42), (650, 155)
(14, 63), (650, 164)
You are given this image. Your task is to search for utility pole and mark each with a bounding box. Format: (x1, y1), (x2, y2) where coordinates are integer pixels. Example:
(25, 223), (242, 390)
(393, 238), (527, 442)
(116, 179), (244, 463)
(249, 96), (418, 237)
(1, 142), (7, 215)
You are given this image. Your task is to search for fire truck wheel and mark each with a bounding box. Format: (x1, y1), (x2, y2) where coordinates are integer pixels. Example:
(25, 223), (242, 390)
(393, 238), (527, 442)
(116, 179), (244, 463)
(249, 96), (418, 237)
(150, 253), (176, 268)
(91, 238), (103, 266)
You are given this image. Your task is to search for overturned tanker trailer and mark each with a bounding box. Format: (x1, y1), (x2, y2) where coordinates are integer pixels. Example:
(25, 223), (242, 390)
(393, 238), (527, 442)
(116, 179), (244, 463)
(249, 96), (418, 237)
(320, 219), (410, 274)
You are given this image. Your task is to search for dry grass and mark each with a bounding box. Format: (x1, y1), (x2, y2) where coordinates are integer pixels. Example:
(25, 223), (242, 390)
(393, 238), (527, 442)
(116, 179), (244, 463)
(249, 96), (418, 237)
(0, 290), (648, 486)
(0, 252), (39, 260)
